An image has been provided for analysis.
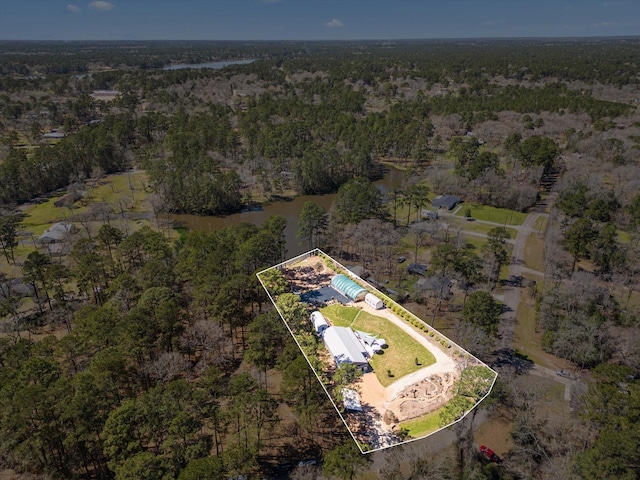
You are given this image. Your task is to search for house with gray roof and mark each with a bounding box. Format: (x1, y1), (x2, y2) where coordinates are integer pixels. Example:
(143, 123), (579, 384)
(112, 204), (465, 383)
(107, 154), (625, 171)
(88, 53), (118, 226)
(432, 195), (462, 210)
(38, 222), (77, 244)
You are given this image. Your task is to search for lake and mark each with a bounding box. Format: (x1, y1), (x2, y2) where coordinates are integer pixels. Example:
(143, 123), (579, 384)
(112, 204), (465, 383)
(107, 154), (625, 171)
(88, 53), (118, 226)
(163, 59), (257, 70)
(170, 167), (406, 258)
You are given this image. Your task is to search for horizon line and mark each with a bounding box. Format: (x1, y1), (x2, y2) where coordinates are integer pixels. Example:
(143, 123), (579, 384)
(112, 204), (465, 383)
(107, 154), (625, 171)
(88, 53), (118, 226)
(1, 34), (639, 43)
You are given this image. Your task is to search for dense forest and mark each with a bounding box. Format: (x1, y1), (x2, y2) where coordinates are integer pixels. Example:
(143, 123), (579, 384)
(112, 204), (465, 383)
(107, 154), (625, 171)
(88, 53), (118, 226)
(1, 39), (640, 479)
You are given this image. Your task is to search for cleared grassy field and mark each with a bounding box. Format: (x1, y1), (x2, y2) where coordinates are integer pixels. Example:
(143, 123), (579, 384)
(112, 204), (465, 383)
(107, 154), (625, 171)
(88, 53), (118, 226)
(533, 215), (548, 233)
(320, 304), (361, 327)
(354, 311), (435, 387)
(1, 171), (159, 280)
(398, 408), (442, 438)
(617, 229), (632, 244)
(524, 233), (545, 273)
(448, 217), (518, 238)
(321, 305), (436, 387)
(21, 171), (151, 233)
(513, 279), (568, 370)
(21, 197), (69, 233)
(454, 204), (528, 226)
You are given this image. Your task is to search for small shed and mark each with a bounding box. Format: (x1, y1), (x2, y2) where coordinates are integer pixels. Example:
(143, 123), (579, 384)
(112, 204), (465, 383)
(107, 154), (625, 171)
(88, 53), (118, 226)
(364, 293), (384, 310)
(311, 311), (329, 335)
(432, 195), (462, 210)
(43, 131), (65, 139)
(342, 388), (363, 412)
(421, 209), (439, 220)
(346, 265), (368, 279)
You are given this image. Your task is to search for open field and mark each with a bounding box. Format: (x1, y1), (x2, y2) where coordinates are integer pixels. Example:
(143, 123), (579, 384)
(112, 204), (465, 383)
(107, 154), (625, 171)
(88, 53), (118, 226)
(398, 408), (442, 438)
(20, 171), (151, 232)
(448, 217), (518, 238)
(454, 204), (528, 225)
(524, 233), (546, 273)
(533, 215), (548, 233)
(512, 278), (571, 370)
(320, 306), (437, 387)
(1, 171), (162, 281)
(617, 229), (632, 244)
(357, 311), (436, 387)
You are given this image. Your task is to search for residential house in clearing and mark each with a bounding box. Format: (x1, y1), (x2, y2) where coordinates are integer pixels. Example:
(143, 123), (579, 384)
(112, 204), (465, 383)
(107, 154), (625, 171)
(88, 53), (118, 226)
(432, 194), (462, 210)
(38, 222), (77, 244)
(407, 262), (428, 276)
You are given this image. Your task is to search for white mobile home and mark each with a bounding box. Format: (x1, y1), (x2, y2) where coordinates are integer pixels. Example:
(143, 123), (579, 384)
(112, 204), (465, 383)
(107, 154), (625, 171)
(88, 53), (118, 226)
(364, 293), (384, 310)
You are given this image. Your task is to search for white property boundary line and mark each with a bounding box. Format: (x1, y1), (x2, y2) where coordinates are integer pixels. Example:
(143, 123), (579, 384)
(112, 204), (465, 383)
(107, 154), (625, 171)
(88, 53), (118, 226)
(257, 248), (498, 455)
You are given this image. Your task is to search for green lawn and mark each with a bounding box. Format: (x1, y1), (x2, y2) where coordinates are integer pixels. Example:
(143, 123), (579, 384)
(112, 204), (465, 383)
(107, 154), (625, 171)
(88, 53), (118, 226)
(617, 230), (632, 244)
(512, 283), (564, 369)
(320, 304), (361, 327)
(320, 305), (436, 387)
(533, 216), (548, 233)
(353, 311), (435, 387)
(448, 217), (518, 238)
(398, 409), (443, 438)
(22, 171), (151, 233)
(22, 197), (70, 232)
(524, 233), (545, 273)
(454, 204), (528, 226)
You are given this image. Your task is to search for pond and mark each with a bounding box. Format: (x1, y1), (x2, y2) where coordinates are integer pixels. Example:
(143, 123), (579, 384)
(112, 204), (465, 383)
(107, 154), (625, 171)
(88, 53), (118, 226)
(169, 167), (406, 258)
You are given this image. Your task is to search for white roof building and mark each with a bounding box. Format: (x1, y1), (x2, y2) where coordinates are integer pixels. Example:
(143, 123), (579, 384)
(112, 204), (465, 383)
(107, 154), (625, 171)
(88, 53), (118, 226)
(311, 311), (329, 334)
(323, 326), (369, 371)
(364, 293), (384, 310)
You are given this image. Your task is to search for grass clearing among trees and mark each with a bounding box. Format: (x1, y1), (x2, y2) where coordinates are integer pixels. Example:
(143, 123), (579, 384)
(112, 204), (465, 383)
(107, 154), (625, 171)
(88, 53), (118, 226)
(454, 203), (528, 225)
(320, 304), (361, 327)
(353, 311), (436, 387)
(448, 217), (518, 238)
(524, 233), (546, 273)
(321, 304), (437, 387)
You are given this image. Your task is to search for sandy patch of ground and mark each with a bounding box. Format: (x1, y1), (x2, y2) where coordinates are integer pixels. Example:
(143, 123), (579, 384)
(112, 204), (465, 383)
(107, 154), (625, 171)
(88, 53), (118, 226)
(282, 257), (334, 292)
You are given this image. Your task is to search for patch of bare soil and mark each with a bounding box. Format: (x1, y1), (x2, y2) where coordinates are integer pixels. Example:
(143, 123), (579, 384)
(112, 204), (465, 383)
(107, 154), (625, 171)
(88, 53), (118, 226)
(282, 258), (334, 293)
(352, 367), (461, 447)
(388, 372), (457, 422)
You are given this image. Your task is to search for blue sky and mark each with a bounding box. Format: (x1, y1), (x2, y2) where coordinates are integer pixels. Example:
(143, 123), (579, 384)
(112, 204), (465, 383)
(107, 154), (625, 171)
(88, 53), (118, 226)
(1, 0), (638, 41)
